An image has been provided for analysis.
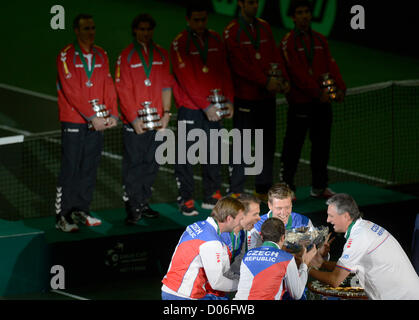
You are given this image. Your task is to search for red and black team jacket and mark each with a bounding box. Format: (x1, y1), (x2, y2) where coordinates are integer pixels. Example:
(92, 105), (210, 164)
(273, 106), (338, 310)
(280, 28), (346, 104)
(115, 42), (174, 125)
(223, 16), (288, 101)
(170, 28), (234, 111)
(56, 43), (118, 123)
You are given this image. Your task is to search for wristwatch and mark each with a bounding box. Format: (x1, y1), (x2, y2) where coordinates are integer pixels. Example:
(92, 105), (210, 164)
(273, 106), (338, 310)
(163, 110), (172, 117)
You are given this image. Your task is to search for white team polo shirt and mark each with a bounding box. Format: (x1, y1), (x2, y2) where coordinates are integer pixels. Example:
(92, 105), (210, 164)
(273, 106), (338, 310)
(337, 218), (419, 300)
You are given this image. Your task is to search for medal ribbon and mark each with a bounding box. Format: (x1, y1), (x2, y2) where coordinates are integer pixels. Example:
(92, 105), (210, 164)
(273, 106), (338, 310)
(187, 27), (209, 66)
(286, 214), (293, 230)
(262, 241), (279, 249)
(345, 220), (357, 240)
(268, 211), (293, 230)
(238, 16), (261, 52)
(74, 41), (96, 80)
(212, 217), (221, 236)
(133, 40), (154, 80)
(230, 232), (237, 254)
(295, 28), (315, 66)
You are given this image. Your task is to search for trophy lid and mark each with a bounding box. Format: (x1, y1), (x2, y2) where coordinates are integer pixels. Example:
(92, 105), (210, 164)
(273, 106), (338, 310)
(320, 73), (332, 80)
(141, 101), (153, 107)
(89, 98), (100, 105)
(210, 88), (222, 95)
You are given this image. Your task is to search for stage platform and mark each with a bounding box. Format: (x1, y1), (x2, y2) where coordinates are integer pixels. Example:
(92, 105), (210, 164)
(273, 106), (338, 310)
(1, 181), (418, 298)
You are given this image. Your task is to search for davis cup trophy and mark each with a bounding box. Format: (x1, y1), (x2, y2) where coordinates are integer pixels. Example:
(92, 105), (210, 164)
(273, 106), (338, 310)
(88, 99), (110, 129)
(320, 73), (338, 100)
(207, 89), (231, 119)
(138, 101), (162, 131)
(268, 63), (288, 92)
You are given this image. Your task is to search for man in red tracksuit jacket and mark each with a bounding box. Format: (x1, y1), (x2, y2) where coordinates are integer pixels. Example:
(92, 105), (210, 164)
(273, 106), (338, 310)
(55, 13), (118, 232)
(170, 3), (234, 216)
(115, 13), (174, 225)
(279, 0), (346, 199)
(223, 0), (290, 201)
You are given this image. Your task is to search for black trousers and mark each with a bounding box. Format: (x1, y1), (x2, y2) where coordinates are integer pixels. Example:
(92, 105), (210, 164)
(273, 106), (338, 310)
(280, 102), (332, 191)
(174, 107), (222, 201)
(56, 122), (103, 218)
(122, 125), (162, 209)
(229, 97), (276, 194)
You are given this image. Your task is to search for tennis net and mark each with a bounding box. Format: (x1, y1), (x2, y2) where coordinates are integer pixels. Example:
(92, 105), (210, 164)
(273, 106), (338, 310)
(0, 80), (418, 220)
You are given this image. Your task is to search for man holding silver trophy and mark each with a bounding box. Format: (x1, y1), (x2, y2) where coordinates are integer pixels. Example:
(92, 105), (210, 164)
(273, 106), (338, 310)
(115, 13), (174, 225)
(55, 13), (118, 232)
(279, 0), (346, 199)
(170, 3), (234, 216)
(223, 0), (290, 202)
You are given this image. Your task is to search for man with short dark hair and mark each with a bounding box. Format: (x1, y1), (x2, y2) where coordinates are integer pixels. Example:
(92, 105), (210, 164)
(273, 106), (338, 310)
(279, 0), (346, 199)
(234, 217), (316, 300)
(55, 13), (118, 232)
(115, 13), (174, 225)
(223, 0), (289, 201)
(161, 197), (244, 300)
(170, 4), (234, 216)
(309, 193), (419, 300)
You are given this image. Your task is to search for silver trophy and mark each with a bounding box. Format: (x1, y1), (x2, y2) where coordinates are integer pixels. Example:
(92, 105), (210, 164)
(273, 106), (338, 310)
(207, 89), (231, 119)
(268, 63), (288, 92)
(138, 101), (162, 131)
(320, 73), (337, 100)
(284, 225), (329, 253)
(88, 99), (110, 129)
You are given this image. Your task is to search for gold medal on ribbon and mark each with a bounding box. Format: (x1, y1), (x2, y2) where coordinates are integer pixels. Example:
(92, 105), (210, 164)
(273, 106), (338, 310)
(255, 52), (261, 60)
(202, 66), (209, 73)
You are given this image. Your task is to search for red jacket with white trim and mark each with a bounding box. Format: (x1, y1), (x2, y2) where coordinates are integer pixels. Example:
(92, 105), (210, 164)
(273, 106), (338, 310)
(170, 28), (234, 110)
(115, 42), (174, 124)
(223, 16), (288, 101)
(280, 29), (346, 104)
(56, 42), (118, 123)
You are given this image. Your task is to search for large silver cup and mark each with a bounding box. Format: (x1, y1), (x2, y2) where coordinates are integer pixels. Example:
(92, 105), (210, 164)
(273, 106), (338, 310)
(138, 101), (162, 131)
(207, 89), (230, 119)
(88, 99), (110, 129)
(320, 73), (337, 100)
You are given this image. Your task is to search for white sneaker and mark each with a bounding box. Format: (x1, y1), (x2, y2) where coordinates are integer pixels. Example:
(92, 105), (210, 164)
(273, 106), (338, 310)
(55, 215), (79, 233)
(71, 211), (102, 226)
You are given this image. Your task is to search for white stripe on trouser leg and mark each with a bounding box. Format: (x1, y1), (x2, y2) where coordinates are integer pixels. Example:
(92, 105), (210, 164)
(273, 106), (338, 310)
(55, 186), (62, 215)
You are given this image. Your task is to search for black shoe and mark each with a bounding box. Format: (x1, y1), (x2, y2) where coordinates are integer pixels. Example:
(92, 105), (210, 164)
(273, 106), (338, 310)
(201, 190), (222, 210)
(142, 203), (160, 219)
(177, 198), (199, 216)
(125, 207), (143, 225)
